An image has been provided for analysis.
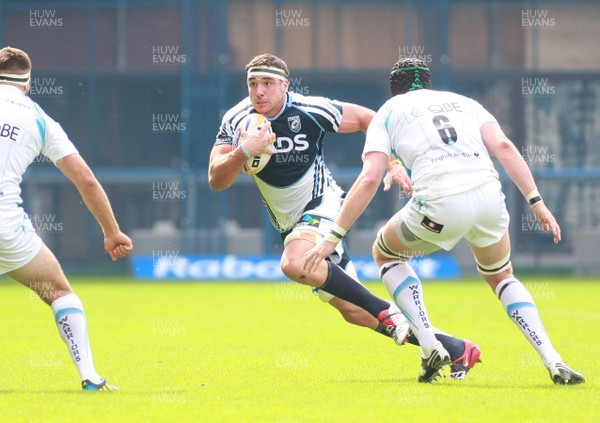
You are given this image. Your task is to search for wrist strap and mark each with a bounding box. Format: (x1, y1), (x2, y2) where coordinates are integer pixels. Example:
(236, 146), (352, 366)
(387, 159), (402, 172)
(526, 189), (544, 207)
(240, 145), (252, 159)
(326, 223), (348, 244)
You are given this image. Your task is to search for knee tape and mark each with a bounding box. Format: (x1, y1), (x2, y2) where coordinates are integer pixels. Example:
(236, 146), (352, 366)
(375, 228), (411, 261)
(476, 252), (512, 275)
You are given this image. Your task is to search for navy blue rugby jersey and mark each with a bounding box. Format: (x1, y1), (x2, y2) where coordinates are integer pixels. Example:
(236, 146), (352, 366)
(215, 92), (346, 233)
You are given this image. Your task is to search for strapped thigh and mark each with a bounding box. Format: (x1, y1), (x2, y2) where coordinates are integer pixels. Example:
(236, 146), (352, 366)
(283, 229), (321, 247)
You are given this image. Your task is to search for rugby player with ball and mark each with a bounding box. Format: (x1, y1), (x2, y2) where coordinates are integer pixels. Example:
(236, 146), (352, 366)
(209, 53), (481, 379)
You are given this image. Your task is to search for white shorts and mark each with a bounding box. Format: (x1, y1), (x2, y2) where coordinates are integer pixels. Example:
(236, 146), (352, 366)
(0, 213), (43, 275)
(396, 179), (510, 251)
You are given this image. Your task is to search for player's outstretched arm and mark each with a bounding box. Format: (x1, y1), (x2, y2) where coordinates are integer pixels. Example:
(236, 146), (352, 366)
(56, 153), (133, 260)
(303, 151), (388, 273)
(480, 121), (561, 244)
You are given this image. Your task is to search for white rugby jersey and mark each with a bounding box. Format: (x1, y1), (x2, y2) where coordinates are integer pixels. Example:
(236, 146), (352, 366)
(215, 92), (345, 233)
(0, 85), (78, 231)
(366, 89), (499, 200)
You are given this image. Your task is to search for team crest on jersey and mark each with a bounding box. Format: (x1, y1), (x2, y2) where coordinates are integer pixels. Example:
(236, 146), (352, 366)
(287, 115), (301, 133)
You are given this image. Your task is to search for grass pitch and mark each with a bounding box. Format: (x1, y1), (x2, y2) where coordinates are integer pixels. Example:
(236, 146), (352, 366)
(0, 276), (597, 423)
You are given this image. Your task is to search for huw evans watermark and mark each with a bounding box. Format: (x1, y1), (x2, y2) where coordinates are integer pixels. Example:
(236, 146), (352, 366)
(522, 9), (556, 28)
(275, 9), (310, 27)
(521, 145), (556, 164)
(398, 45), (433, 64)
(152, 181), (187, 202)
(522, 78), (556, 97)
(152, 113), (187, 133)
(30, 213), (63, 233)
(32, 154), (53, 166)
(29, 280), (62, 302)
(288, 77), (309, 95)
(273, 134), (311, 166)
(152, 317), (186, 336)
(29, 9), (63, 29)
(152, 249), (180, 268)
(275, 281), (310, 300)
(29, 77), (64, 98)
(521, 213), (544, 234)
(152, 45), (188, 65)
(275, 350), (309, 368)
(152, 387), (186, 404)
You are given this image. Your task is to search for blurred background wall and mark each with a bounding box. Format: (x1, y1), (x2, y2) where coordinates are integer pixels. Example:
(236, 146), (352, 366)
(1, 0), (598, 275)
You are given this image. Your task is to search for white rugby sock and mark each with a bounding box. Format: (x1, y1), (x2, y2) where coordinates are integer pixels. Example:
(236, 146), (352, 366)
(495, 277), (562, 364)
(51, 293), (102, 383)
(380, 261), (438, 354)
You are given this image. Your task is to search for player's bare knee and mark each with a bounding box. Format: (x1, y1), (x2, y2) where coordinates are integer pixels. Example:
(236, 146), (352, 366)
(281, 230), (321, 283)
(279, 254), (297, 279)
(280, 253), (310, 284)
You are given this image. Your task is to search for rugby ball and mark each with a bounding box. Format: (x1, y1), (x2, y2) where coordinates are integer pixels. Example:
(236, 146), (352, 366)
(233, 113), (274, 175)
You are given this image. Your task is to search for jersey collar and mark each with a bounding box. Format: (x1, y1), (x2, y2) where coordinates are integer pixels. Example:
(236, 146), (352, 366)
(0, 84), (25, 95)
